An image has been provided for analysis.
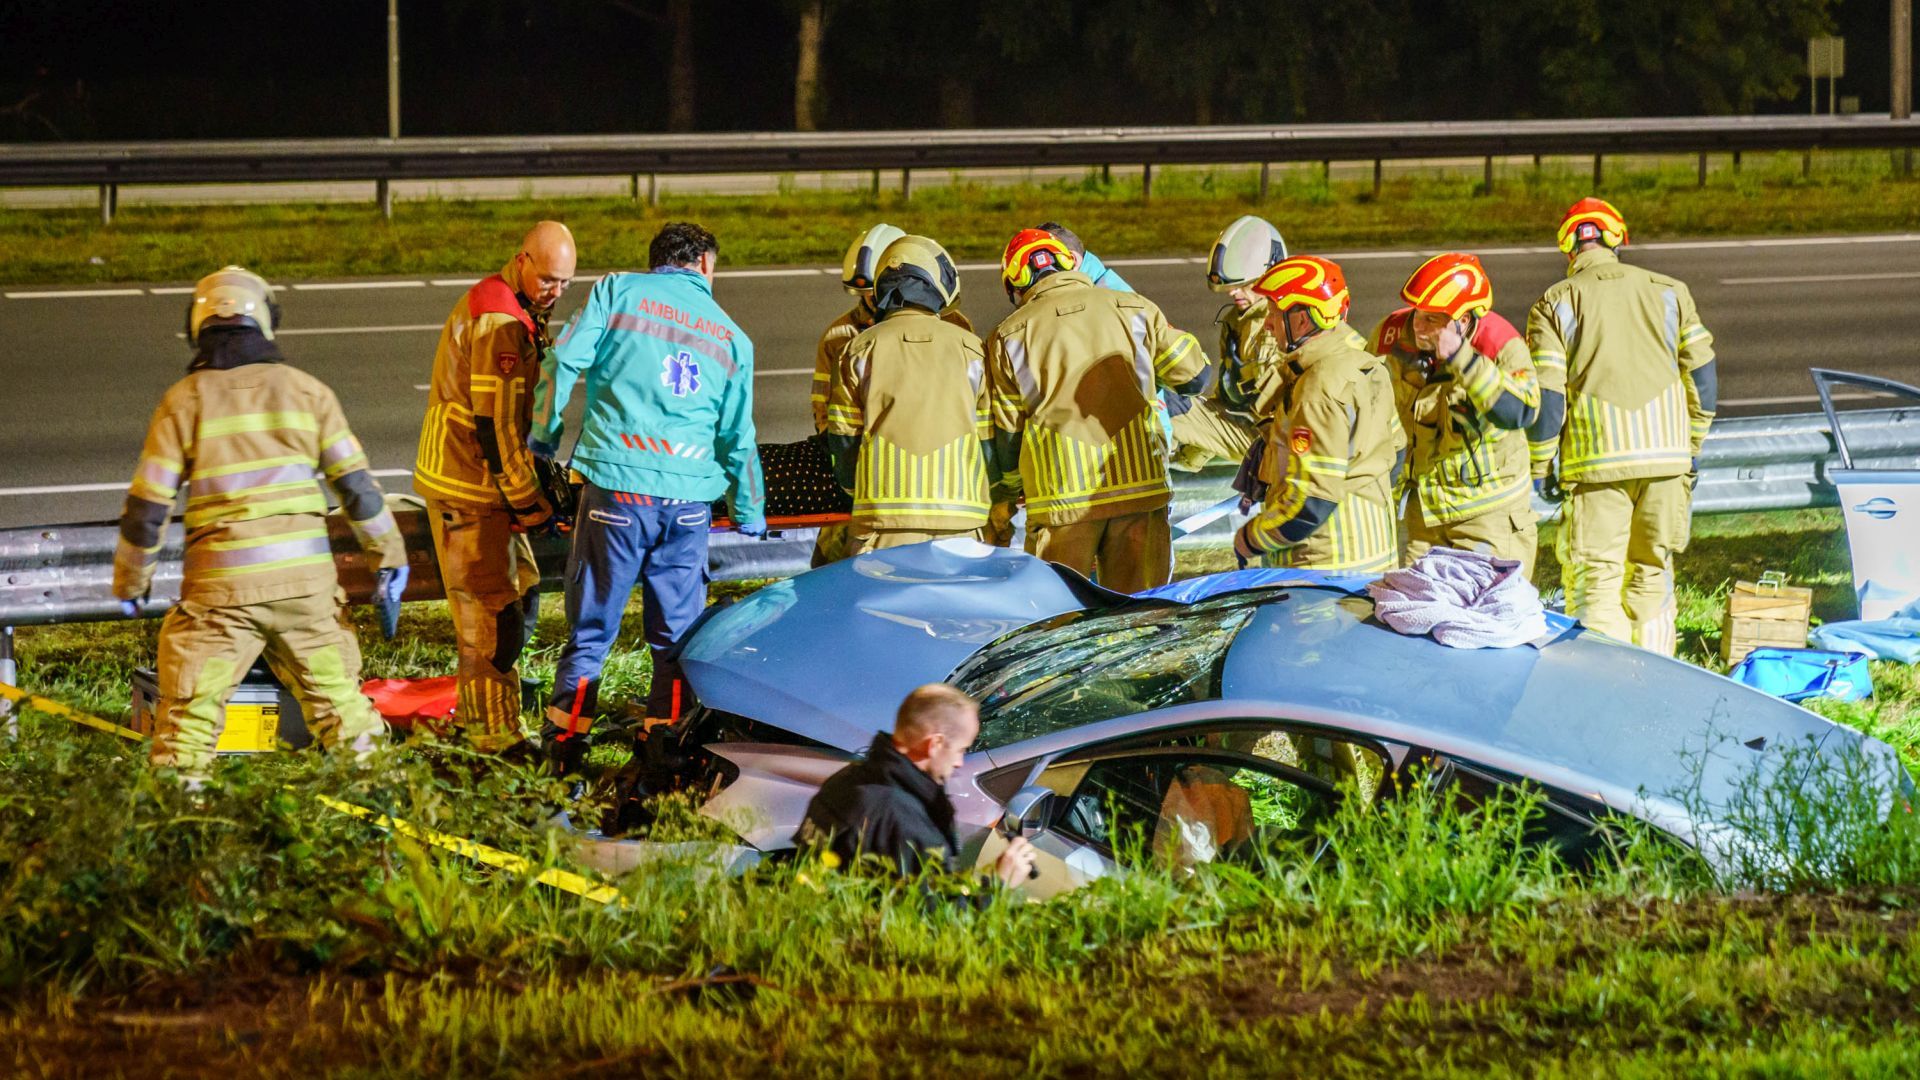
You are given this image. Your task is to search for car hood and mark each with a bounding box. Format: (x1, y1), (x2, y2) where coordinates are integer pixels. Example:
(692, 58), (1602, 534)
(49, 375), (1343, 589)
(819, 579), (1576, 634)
(679, 539), (1109, 752)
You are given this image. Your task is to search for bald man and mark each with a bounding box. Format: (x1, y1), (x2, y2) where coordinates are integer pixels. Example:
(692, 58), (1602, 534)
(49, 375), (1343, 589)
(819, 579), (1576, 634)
(414, 221), (577, 755)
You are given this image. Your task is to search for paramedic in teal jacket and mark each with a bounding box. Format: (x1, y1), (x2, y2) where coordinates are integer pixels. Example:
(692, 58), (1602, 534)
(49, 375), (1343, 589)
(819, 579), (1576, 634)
(529, 221), (765, 774)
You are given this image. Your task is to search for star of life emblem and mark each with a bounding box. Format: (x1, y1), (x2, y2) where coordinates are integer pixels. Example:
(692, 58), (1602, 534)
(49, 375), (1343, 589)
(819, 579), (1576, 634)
(661, 349), (701, 397)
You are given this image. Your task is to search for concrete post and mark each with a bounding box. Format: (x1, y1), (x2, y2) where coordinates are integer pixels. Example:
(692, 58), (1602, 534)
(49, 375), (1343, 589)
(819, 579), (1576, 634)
(98, 183), (116, 226)
(1259, 161), (1270, 200)
(1142, 163), (1153, 200)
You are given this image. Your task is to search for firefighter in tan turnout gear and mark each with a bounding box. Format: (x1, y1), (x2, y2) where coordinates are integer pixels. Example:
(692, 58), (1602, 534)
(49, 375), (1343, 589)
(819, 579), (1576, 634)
(988, 229), (1213, 592)
(812, 224), (976, 564)
(825, 235), (992, 553)
(1370, 253), (1542, 577)
(1526, 198), (1717, 656)
(1170, 215), (1290, 472)
(1234, 255), (1405, 572)
(413, 221), (577, 753)
(113, 266), (406, 787)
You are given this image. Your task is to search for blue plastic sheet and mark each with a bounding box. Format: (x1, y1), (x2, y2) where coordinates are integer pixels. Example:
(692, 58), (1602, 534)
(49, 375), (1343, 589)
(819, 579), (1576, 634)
(1808, 597), (1920, 664)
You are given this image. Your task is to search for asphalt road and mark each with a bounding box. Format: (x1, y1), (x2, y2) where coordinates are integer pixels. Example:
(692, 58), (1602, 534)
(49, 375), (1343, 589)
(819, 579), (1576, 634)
(3, 232), (1918, 528)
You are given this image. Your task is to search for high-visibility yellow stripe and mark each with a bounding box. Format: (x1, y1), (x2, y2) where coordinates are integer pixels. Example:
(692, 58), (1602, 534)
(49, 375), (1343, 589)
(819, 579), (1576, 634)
(194, 553), (335, 580)
(190, 454), (314, 481)
(198, 411), (318, 438)
(184, 493), (328, 527)
(206, 527), (329, 551)
(186, 479), (320, 507)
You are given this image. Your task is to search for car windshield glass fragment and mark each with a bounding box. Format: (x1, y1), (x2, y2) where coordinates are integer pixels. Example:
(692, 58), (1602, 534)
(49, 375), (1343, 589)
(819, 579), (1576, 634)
(955, 591), (1269, 751)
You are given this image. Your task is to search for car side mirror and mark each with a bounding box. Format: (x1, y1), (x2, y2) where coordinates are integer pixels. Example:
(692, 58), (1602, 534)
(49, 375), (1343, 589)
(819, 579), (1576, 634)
(999, 785), (1057, 838)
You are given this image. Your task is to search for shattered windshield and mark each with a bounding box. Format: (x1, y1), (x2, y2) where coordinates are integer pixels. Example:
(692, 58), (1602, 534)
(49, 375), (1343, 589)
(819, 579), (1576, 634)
(953, 591), (1273, 751)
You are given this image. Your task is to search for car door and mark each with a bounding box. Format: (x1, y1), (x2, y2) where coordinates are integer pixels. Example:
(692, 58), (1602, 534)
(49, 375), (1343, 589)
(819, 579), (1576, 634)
(1812, 369), (1920, 620)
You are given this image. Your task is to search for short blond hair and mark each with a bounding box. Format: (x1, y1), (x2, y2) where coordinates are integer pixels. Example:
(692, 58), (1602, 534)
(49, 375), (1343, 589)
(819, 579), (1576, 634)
(892, 684), (978, 745)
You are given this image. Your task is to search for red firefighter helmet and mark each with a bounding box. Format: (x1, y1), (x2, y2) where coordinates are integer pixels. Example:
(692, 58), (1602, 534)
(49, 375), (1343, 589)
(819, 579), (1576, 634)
(1556, 197), (1628, 253)
(1400, 252), (1493, 321)
(1000, 228), (1078, 296)
(1250, 255), (1350, 331)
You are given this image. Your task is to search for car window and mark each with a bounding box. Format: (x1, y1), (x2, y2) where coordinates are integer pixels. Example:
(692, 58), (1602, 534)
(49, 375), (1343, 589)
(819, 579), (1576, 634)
(1053, 754), (1334, 871)
(1082, 723), (1393, 804)
(954, 591), (1271, 751)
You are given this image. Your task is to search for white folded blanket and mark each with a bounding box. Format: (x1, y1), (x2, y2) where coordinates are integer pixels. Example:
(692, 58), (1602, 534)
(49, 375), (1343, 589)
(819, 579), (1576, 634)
(1366, 547), (1547, 649)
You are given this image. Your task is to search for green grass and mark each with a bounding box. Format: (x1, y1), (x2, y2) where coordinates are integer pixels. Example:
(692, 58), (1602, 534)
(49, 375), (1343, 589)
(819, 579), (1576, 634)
(5, 508), (1920, 1075)
(6, 150), (1920, 285)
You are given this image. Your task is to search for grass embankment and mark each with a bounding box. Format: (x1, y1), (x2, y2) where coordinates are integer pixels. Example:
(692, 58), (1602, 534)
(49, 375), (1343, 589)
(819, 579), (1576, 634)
(5, 508), (1919, 1076)
(4, 150), (1918, 286)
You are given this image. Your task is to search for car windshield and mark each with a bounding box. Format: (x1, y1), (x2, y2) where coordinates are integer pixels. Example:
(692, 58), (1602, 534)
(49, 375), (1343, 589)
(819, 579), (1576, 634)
(953, 590), (1272, 751)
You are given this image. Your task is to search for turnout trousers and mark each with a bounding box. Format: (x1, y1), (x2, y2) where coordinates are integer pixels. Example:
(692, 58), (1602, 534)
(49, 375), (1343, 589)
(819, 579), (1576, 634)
(546, 483), (710, 737)
(1405, 504), (1540, 582)
(847, 524), (986, 556)
(1557, 474), (1691, 656)
(152, 589), (383, 780)
(1027, 509), (1172, 594)
(426, 500), (541, 751)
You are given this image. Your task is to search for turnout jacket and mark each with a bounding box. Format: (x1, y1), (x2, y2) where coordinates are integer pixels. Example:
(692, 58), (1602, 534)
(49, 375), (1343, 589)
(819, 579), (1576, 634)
(811, 302), (974, 433)
(986, 271), (1209, 525)
(413, 270), (552, 516)
(795, 733), (964, 878)
(1525, 247), (1716, 484)
(826, 308), (993, 531)
(1242, 322), (1404, 571)
(1215, 298), (1287, 420)
(1370, 309), (1539, 527)
(114, 329), (404, 607)
(532, 267), (765, 524)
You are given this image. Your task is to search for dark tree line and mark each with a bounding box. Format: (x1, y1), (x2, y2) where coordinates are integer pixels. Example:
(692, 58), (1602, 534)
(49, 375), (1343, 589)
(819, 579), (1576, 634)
(0, 0), (1861, 140)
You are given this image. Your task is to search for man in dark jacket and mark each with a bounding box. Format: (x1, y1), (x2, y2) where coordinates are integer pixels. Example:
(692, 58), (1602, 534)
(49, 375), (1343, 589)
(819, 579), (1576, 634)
(797, 684), (1035, 887)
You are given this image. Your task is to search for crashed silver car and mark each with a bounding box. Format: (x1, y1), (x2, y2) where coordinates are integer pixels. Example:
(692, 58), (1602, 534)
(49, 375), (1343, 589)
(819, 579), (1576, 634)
(585, 539), (1906, 894)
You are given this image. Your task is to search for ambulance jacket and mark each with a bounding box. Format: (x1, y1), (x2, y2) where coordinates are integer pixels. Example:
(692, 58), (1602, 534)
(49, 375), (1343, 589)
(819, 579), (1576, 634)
(413, 270), (552, 515)
(531, 267), (764, 524)
(1525, 247), (1716, 484)
(114, 331), (405, 608)
(811, 302), (973, 433)
(1240, 323), (1404, 572)
(986, 271), (1209, 525)
(825, 308), (992, 531)
(1370, 309), (1539, 527)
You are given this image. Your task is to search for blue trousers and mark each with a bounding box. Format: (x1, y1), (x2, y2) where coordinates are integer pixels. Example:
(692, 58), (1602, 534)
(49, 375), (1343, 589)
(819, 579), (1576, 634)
(546, 483), (710, 731)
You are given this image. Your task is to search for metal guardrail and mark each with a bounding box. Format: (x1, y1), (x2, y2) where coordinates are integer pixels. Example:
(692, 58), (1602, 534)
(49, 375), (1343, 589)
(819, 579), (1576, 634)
(6, 115), (1918, 220)
(4, 407), (1915, 630)
(6, 116), (1918, 185)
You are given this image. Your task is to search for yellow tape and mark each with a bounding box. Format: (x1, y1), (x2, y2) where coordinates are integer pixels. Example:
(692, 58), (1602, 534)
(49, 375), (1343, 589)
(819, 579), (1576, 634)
(311, 794), (619, 904)
(3, 680), (618, 905)
(0, 682), (145, 741)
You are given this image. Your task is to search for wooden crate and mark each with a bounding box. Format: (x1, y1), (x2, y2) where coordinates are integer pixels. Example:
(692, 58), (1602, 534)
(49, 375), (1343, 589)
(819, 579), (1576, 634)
(1722, 574), (1813, 665)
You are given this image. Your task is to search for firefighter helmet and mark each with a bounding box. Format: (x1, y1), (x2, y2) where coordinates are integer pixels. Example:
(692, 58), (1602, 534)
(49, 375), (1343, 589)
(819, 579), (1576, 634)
(872, 234), (962, 315)
(1207, 215), (1289, 291)
(1001, 228), (1078, 301)
(1250, 255), (1350, 331)
(841, 223), (906, 296)
(187, 265), (279, 345)
(1556, 197), (1628, 254)
(1400, 252), (1493, 320)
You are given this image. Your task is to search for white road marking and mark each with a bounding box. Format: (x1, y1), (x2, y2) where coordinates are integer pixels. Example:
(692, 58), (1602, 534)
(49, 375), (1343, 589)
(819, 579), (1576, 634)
(3, 288), (144, 299)
(757, 368), (813, 377)
(717, 268), (832, 279)
(9, 231), (1920, 302)
(1720, 271), (1920, 286)
(171, 324), (443, 339)
(290, 280), (426, 291)
(413, 384), (431, 390)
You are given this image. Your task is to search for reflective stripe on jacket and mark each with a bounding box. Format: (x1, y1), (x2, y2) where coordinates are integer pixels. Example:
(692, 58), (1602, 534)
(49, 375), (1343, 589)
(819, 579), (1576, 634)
(1526, 247), (1715, 483)
(986, 271), (1209, 525)
(827, 309), (992, 529)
